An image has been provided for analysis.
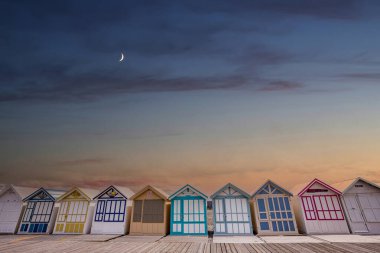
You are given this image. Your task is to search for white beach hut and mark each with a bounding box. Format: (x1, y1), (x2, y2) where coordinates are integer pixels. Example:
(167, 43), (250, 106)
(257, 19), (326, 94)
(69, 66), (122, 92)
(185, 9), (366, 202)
(18, 188), (65, 234)
(332, 177), (380, 234)
(292, 178), (350, 234)
(211, 183), (253, 235)
(91, 185), (134, 235)
(0, 185), (36, 234)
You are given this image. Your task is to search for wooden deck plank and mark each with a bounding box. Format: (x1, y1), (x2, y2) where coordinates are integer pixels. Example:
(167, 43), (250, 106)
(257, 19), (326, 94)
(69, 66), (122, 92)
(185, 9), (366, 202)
(2, 235), (380, 253)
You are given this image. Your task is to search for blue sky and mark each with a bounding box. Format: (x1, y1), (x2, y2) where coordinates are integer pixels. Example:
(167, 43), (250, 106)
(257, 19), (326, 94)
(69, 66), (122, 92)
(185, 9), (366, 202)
(1, 0), (380, 193)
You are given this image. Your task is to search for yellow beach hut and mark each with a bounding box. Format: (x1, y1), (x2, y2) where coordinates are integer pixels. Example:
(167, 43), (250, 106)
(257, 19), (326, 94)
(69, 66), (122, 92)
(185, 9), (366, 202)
(53, 187), (99, 234)
(129, 185), (170, 235)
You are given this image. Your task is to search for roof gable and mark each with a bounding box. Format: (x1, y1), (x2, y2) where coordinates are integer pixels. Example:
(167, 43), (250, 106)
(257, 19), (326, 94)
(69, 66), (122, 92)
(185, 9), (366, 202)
(94, 185), (134, 200)
(23, 188), (53, 201)
(130, 185), (169, 200)
(252, 180), (293, 197)
(332, 177), (380, 194)
(298, 178), (341, 196)
(169, 184), (207, 200)
(211, 183), (250, 199)
(57, 187), (99, 201)
(0, 185), (37, 200)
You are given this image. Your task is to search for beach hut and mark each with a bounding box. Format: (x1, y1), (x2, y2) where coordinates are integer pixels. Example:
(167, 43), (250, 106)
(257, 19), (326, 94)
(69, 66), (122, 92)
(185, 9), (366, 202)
(53, 187), (99, 234)
(18, 188), (65, 234)
(129, 185), (170, 235)
(91, 185), (134, 235)
(211, 183), (253, 235)
(292, 178), (349, 234)
(0, 185), (36, 234)
(169, 184), (208, 236)
(332, 177), (380, 234)
(251, 180), (298, 235)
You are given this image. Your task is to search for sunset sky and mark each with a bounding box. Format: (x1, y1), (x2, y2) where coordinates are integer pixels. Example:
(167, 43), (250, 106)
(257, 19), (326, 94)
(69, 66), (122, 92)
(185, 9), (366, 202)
(1, 0), (380, 195)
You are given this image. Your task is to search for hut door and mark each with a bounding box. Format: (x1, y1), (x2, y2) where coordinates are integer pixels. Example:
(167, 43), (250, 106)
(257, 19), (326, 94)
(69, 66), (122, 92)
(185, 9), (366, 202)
(171, 199), (182, 234)
(56, 200), (88, 233)
(0, 192), (20, 233)
(183, 198), (206, 234)
(215, 198), (251, 234)
(358, 193), (380, 223)
(344, 195), (368, 233)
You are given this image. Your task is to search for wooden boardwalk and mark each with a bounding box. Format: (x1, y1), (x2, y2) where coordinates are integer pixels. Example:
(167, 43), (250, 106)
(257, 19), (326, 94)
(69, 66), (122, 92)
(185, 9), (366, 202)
(0, 235), (380, 253)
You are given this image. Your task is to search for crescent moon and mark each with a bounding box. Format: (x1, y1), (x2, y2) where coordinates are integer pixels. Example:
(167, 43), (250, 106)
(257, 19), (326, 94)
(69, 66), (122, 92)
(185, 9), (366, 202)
(119, 52), (124, 62)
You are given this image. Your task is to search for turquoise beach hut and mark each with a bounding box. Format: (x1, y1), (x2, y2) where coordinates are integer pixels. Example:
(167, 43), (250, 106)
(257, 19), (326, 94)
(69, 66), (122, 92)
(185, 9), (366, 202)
(169, 184), (208, 236)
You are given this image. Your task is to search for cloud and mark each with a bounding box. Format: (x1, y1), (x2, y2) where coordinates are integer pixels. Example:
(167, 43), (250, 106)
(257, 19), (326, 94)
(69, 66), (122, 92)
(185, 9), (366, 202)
(257, 80), (304, 92)
(343, 73), (380, 80)
(56, 158), (108, 167)
(185, 0), (361, 20)
(2, 0), (365, 104)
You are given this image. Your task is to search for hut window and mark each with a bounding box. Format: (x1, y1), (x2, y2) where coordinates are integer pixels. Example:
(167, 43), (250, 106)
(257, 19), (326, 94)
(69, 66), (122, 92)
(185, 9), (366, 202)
(23, 202), (35, 222)
(104, 200), (126, 222)
(95, 200), (106, 221)
(257, 198), (269, 230)
(313, 195), (344, 220)
(143, 199), (164, 223)
(301, 196), (316, 220)
(133, 200), (143, 222)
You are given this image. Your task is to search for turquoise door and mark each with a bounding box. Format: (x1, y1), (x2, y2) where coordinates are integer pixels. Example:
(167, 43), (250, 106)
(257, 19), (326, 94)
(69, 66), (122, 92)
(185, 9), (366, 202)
(171, 197), (207, 235)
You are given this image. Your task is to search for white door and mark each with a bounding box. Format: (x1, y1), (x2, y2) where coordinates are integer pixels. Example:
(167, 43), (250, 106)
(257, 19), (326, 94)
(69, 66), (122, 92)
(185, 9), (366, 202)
(358, 193), (380, 223)
(214, 199), (226, 233)
(214, 198), (251, 234)
(344, 195), (368, 233)
(0, 192), (21, 233)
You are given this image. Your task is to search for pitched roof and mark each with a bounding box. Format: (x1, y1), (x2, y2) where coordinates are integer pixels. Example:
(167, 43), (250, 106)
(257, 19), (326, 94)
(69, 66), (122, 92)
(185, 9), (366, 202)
(93, 185), (135, 199)
(23, 187), (65, 201)
(331, 177), (380, 194)
(251, 179), (293, 197)
(56, 187), (100, 201)
(169, 184), (208, 200)
(0, 185), (37, 200)
(211, 183), (250, 199)
(292, 178), (342, 196)
(130, 185), (169, 200)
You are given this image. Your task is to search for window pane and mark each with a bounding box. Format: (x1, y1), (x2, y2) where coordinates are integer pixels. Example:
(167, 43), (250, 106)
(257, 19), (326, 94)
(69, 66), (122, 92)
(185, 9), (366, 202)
(260, 222), (269, 230)
(289, 221), (295, 231)
(259, 213), (267, 220)
(284, 197), (291, 210)
(268, 198), (274, 211)
(133, 200), (143, 222)
(272, 221), (277, 231)
(142, 200), (164, 223)
(258, 199), (266, 212)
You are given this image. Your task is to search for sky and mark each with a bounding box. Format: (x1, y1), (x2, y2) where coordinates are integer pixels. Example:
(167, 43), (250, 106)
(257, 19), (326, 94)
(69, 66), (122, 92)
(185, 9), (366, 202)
(1, 0), (380, 195)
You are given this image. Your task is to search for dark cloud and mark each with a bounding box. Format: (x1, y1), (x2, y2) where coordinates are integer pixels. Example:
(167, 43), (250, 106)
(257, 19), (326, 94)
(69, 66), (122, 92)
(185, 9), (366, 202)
(185, 0), (361, 20)
(0, 0), (367, 104)
(343, 73), (380, 80)
(257, 80), (303, 92)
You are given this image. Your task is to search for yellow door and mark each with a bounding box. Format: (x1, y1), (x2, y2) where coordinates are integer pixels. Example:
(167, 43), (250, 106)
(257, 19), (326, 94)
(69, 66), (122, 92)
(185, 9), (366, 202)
(55, 200), (88, 233)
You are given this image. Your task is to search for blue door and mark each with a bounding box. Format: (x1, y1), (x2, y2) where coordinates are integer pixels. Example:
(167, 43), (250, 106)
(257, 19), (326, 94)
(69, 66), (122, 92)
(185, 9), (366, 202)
(257, 196), (296, 233)
(171, 197), (207, 235)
